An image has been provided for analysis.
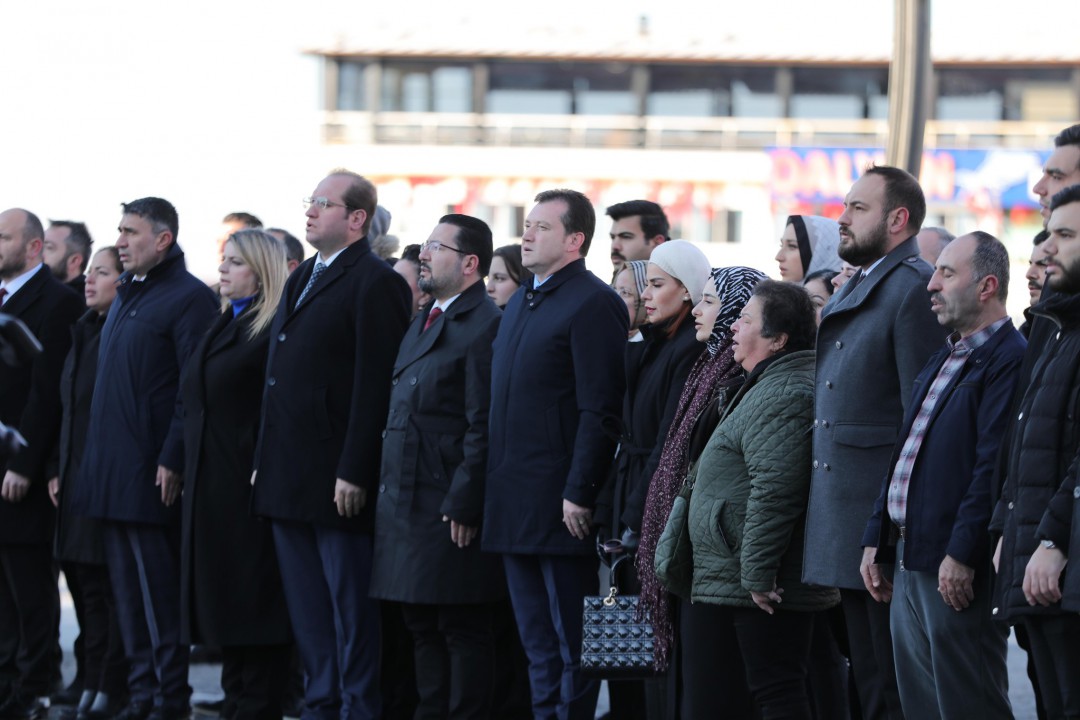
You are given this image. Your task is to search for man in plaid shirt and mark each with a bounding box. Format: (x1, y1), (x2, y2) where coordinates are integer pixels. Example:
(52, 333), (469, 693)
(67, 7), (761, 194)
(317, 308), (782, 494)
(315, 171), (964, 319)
(860, 231), (1025, 720)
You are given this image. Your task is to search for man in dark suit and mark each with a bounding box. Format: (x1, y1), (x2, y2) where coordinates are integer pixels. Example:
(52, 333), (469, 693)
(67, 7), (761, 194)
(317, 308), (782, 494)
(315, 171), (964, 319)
(251, 170), (411, 720)
(0, 208), (83, 720)
(802, 166), (947, 720)
(861, 232), (1023, 719)
(43, 220), (92, 297)
(483, 189), (627, 720)
(75, 198), (219, 720)
(370, 213), (504, 719)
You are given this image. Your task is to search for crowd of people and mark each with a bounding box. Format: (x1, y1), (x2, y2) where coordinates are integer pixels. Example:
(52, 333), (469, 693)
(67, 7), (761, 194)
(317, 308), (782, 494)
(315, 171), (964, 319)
(1, 122), (1080, 720)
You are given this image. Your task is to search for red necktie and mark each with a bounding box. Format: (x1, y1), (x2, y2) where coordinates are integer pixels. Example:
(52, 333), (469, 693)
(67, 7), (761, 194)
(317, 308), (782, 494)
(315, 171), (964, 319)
(0, 288), (7, 305)
(423, 306), (442, 332)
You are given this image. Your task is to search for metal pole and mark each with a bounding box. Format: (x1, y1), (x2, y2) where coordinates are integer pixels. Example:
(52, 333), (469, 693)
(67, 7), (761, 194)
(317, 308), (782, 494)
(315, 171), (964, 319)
(886, 0), (931, 176)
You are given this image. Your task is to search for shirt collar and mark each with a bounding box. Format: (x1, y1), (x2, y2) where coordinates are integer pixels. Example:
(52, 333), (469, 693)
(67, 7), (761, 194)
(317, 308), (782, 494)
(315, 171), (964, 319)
(948, 316), (1009, 354)
(0, 262), (44, 301)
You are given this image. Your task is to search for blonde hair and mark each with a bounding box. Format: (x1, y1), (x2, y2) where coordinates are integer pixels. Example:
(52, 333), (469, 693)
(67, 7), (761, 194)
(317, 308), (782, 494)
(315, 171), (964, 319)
(222, 229), (288, 339)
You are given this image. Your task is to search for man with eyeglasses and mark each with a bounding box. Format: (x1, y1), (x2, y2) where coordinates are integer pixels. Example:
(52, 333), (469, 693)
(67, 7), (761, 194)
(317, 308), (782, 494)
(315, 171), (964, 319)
(250, 170), (411, 720)
(370, 214), (506, 719)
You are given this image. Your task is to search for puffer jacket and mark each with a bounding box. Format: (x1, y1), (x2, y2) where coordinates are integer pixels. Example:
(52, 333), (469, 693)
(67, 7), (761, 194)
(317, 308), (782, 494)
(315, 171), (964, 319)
(990, 290), (1080, 620)
(687, 350), (839, 610)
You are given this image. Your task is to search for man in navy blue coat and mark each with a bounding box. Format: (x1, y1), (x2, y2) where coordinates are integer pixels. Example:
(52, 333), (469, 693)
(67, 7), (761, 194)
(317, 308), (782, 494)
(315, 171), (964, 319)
(483, 189), (627, 720)
(75, 198), (218, 720)
(860, 232), (1024, 719)
(251, 171), (411, 720)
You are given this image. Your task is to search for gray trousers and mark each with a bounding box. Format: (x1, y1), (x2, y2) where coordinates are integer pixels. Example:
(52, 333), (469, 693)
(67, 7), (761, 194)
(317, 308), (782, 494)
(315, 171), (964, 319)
(890, 542), (1011, 720)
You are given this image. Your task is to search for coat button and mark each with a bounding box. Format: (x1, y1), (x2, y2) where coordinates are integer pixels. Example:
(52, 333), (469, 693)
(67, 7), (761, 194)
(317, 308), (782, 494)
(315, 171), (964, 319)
(821, 420), (829, 428)
(992, 607), (999, 616)
(392, 378), (398, 385)
(1008, 501), (1015, 509)
(1074, 487), (1080, 499)
(813, 420), (819, 428)
(527, 292), (534, 300)
(813, 460), (820, 469)
(379, 484), (386, 493)
(381, 430), (387, 439)
(409, 377), (418, 386)
(823, 463), (831, 471)
(835, 341), (843, 349)
(129, 310), (137, 317)
(1018, 412), (1024, 421)
(433, 473), (441, 480)
(278, 333), (286, 342)
(825, 381), (833, 389)
(267, 377), (276, 386)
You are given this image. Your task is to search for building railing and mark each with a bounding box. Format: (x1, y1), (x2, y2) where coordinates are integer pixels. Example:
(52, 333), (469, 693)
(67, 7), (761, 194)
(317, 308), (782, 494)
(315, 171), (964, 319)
(321, 111), (1066, 150)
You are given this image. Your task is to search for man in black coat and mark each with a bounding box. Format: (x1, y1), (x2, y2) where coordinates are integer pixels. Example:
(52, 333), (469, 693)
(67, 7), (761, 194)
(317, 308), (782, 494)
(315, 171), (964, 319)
(483, 189), (627, 720)
(993, 185), (1080, 719)
(370, 214), (504, 719)
(43, 220), (92, 297)
(0, 208), (83, 720)
(75, 198), (218, 720)
(251, 171), (411, 720)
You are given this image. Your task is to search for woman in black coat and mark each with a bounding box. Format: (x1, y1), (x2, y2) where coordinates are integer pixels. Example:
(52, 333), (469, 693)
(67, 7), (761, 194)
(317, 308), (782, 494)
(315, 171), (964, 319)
(49, 247), (128, 720)
(597, 240), (710, 720)
(179, 230), (292, 720)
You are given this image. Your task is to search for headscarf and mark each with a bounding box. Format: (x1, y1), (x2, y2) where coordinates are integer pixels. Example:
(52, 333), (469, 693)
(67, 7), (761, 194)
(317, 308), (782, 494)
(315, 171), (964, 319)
(635, 265), (767, 670)
(788, 215), (842, 277)
(648, 240), (711, 304)
(625, 259), (649, 298)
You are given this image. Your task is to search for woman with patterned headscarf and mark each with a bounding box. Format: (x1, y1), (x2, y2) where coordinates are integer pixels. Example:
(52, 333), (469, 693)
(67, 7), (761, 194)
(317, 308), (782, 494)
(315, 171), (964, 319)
(635, 266), (767, 713)
(613, 259), (650, 341)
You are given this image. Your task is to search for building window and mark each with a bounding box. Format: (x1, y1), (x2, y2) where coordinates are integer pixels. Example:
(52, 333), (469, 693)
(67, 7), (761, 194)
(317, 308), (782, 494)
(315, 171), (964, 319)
(935, 67), (1075, 122)
(646, 65), (780, 118)
(487, 61), (635, 115)
(381, 62), (472, 113)
(337, 60), (367, 111)
(790, 67), (889, 119)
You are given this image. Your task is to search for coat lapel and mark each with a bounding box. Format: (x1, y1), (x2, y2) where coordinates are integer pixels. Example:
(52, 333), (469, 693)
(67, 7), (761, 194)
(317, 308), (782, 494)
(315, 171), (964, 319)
(826, 236), (922, 318)
(285, 239), (371, 322)
(1, 265), (47, 317)
(393, 282), (486, 374)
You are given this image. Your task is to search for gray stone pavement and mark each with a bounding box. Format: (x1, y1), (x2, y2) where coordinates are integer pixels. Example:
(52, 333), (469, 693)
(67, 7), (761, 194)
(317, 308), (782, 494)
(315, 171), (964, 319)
(53, 578), (1037, 719)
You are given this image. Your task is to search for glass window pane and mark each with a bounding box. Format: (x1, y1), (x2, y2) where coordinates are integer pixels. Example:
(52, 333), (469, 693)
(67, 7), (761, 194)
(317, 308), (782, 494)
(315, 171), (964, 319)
(337, 61), (366, 111)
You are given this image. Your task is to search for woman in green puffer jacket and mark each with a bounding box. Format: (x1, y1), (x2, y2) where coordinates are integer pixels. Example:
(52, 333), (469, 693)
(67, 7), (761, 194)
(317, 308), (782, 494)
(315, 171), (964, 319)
(684, 280), (839, 720)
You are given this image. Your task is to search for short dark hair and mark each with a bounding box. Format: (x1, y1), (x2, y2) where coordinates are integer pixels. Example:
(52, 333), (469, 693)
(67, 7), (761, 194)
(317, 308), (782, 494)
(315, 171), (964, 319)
(121, 197), (179, 243)
(1033, 229), (1050, 246)
(329, 168), (378, 236)
(864, 165), (926, 234)
(399, 243), (422, 265)
(439, 214), (493, 275)
(803, 269), (838, 296)
(967, 231), (1010, 303)
(268, 227), (304, 264)
(752, 279), (817, 353)
(534, 188), (596, 256)
(492, 244), (533, 287)
(48, 220), (94, 273)
(605, 200), (670, 241)
(20, 210), (44, 244)
(1049, 183), (1080, 213)
(1054, 124), (1080, 150)
(223, 212), (262, 228)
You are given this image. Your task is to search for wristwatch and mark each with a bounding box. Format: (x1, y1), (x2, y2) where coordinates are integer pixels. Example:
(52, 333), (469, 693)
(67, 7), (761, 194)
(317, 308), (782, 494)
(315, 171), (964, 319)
(1041, 539), (1057, 550)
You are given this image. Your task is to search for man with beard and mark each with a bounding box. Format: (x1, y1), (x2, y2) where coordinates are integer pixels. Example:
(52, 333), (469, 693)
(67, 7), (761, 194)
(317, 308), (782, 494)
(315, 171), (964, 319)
(42, 221), (92, 296)
(992, 184), (1080, 719)
(861, 232), (1022, 719)
(803, 165), (947, 720)
(605, 200), (668, 283)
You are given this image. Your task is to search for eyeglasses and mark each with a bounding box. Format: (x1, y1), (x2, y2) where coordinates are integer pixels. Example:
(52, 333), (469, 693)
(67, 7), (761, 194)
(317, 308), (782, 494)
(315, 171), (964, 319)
(303, 196), (352, 212)
(421, 239), (467, 255)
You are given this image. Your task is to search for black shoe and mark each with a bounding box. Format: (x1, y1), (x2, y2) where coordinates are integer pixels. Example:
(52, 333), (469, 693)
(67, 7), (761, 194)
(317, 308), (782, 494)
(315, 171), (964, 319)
(52, 682), (84, 707)
(77, 693), (129, 720)
(0, 695), (46, 720)
(147, 705), (191, 720)
(280, 696), (303, 719)
(187, 646), (222, 664)
(110, 700), (153, 720)
(191, 699), (223, 716)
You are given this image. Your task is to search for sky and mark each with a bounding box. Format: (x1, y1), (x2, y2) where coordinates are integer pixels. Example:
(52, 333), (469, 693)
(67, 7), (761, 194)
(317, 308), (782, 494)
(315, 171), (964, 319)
(0, 0), (1071, 281)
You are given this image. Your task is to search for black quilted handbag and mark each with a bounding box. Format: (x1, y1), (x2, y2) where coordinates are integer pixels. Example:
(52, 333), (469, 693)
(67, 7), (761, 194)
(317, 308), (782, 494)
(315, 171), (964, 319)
(581, 555), (657, 678)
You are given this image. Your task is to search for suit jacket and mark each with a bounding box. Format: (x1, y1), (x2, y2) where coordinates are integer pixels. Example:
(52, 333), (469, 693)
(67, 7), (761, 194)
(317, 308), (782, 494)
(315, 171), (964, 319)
(482, 259), (628, 555)
(862, 320), (1025, 573)
(370, 281), (507, 604)
(74, 244), (219, 525)
(180, 309), (291, 646)
(802, 236), (947, 589)
(251, 238), (411, 533)
(0, 265), (83, 544)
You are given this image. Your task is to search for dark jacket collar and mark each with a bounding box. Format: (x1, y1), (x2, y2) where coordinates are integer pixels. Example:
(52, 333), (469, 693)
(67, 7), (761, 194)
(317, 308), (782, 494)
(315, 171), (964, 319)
(1031, 288), (1080, 330)
(117, 242), (187, 293)
(530, 258), (588, 294)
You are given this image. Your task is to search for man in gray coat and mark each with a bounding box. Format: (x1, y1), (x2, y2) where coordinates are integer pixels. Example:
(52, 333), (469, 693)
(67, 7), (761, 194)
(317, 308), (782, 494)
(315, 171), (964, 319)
(803, 165), (946, 720)
(370, 214), (505, 719)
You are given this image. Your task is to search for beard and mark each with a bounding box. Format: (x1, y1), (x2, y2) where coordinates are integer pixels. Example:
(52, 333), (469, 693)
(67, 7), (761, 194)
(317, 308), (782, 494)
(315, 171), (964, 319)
(838, 215), (890, 267)
(418, 265), (454, 298)
(1048, 255), (1080, 295)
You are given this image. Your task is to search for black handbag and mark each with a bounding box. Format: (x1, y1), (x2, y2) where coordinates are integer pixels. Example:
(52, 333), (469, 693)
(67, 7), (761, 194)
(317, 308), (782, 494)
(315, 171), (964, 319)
(581, 555), (657, 678)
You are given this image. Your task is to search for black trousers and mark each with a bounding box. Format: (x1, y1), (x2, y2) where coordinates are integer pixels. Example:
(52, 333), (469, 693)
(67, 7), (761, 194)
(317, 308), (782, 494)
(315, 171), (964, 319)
(678, 602), (752, 719)
(1021, 614), (1080, 720)
(0, 544), (59, 697)
(400, 602), (495, 720)
(220, 644), (292, 720)
(840, 588), (904, 720)
(731, 607), (815, 720)
(62, 562), (126, 697)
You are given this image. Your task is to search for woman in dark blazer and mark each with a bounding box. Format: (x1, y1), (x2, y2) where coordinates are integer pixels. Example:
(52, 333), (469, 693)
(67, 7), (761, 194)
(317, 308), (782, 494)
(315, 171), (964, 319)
(179, 230), (292, 720)
(49, 247), (128, 720)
